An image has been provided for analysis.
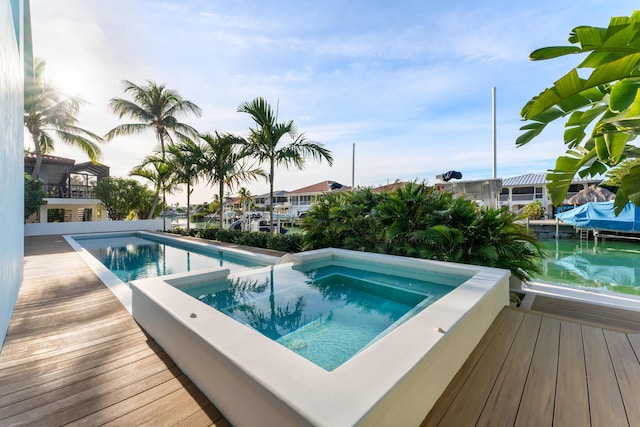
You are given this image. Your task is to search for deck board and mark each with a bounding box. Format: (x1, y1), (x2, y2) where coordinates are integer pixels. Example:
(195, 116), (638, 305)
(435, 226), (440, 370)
(553, 321), (589, 427)
(513, 317), (560, 427)
(0, 235), (227, 426)
(475, 313), (542, 427)
(426, 306), (640, 427)
(422, 308), (525, 426)
(603, 330), (640, 425)
(420, 308), (520, 426)
(582, 325), (629, 427)
(529, 295), (640, 332)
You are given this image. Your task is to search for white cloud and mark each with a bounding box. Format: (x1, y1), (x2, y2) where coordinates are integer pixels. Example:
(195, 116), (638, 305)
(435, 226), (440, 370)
(28, 0), (632, 205)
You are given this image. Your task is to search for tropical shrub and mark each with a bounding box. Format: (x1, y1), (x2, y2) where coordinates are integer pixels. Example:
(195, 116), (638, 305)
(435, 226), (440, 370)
(24, 173), (45, 220)
(94, 177), (157, 220)
(235, 231), (270, 248)
(302, 188), (385, 251)
(302, 182), (543, 281)
(267, 234), (303, 253)
(170, 227), (304, 253)
(522, 200), (545, 219)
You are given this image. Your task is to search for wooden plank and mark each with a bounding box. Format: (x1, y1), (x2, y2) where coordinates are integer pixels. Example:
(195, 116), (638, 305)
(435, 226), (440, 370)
(629, 333), (640, 358)
(38, 368), (184, 426)
(422, 308), (520, 426)
(0, 328), (143, 373)
(530, 295), (640, 333)
(0, 339), (161, 398)
(604, 330), (640, 425)
(105, 382), (217, 426)
(424, 308), (525, 426)
(64, 371), (190, 425)
(0, 352), (174, 420)
(173, 405), (225, 427)
(582, 325), (628, 427)
(475, 313), (542, 427)
(1, 310), (134, 352)
(514, 317), (560, 426)
(0, 331), (145, 380)
(553, 321), (589, 427)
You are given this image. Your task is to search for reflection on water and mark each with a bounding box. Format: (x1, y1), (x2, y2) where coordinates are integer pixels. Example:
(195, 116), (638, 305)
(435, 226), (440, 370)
(533, 238), (640, 295)
(80, 234), (264, 283)
(184, 265), (453, 370)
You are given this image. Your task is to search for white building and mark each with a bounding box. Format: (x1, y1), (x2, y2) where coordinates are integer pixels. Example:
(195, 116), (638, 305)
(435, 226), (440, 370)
(287, 180), (351, 217)
(24, 152), (110, 223)
(499, 173), (601, 217)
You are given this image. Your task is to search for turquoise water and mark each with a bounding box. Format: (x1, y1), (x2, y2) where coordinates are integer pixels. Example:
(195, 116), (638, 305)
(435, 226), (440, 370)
(533, 238), (640, 296)
(183, 264), (460, 371)
(74, 233), (268, 283)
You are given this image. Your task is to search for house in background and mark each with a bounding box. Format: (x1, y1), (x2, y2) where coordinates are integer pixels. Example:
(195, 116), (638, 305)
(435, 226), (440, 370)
(435, 178), (502, 207)
(499, 173), (601, 217)
(287, 180), (351, 217)
(253, 190), (289, 210)
(25, 152), (109, 223)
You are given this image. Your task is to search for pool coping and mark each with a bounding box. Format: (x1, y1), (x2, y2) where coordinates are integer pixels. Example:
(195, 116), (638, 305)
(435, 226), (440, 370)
(130, 248), (510, 426)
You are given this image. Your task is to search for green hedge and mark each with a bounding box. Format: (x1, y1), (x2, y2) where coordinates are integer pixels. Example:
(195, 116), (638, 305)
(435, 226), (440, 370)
(168, 227), (303, 253)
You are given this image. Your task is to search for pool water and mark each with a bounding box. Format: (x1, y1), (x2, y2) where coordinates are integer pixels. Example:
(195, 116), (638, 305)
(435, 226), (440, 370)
(182, 264), (458, 371)
(533, 238), (640, 296)
(74, 233), (268, 283)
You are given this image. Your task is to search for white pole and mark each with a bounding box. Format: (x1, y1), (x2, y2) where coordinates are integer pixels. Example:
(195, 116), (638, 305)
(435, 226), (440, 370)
(352, 143), (355, 188)
(492, 87), (497, 180)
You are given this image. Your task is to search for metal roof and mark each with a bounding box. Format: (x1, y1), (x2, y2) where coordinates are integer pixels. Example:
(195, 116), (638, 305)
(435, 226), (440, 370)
(502, 173), (601, 187)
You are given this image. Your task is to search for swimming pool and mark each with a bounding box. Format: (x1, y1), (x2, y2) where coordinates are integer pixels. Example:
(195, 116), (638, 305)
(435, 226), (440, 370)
(131, 248), (510, 426)
(182, 261), (465, 371)
(73, 232), (272, 282)
(65, 232), (279, 312)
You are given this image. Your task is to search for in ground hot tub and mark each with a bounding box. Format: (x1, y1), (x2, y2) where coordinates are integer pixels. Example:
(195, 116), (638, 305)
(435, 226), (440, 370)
(131, 248), (510, 426)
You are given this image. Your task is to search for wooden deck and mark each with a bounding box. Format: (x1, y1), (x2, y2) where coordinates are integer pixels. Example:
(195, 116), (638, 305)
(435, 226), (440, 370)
(0, 236), (229, 426)
(3, 236), (640, 426)
(423, 302), (640, 426)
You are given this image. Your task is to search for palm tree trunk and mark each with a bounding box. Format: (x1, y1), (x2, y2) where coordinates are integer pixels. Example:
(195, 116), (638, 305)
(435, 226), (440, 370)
(219, 180), (225, 229)
(162, 188), (166, 231)
(186, 181), (191, 231)
(269, 160), (275, 234)
(31, 132), (43, 179)
(148, 190), (159, 219)
(159, 131), (166, 230)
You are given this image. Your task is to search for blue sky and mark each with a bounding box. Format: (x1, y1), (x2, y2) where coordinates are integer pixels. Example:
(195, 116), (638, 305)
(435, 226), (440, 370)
(29, 0), (637, 204)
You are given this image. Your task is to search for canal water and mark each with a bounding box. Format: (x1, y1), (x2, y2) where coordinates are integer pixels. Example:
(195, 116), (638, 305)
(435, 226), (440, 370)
(533, 238), (640, 297)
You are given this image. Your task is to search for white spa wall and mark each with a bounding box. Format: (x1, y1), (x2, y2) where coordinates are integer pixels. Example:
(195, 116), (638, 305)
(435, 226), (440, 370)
(0, 0), (25, 350)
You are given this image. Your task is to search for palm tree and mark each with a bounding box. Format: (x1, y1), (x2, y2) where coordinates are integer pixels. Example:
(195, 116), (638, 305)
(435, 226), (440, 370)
(237, 187), (254, 230)
(130, 155), (179, 221)
(106, 80), (201, 157)
(167, 140), (206, 230)
(107, 80), (202, 223)
(200, 132), (264, 228)
(238, 97), (333, 232)
(24, 58), (104, 179)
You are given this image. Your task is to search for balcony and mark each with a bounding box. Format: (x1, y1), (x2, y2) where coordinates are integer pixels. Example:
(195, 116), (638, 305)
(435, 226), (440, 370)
(44, 184), (97, 199)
